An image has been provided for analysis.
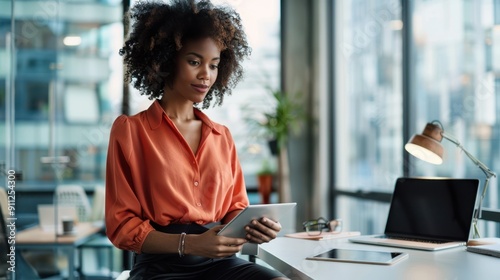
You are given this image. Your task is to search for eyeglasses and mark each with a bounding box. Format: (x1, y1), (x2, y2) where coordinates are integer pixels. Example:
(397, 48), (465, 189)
(302, 217), (343, 236)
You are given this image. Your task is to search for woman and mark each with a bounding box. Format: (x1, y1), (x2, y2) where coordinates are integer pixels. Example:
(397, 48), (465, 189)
(105, 0), (289, 279)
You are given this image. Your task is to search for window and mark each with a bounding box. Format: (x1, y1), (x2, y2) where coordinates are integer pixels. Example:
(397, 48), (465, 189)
(332, 0), (500, 236)
(334, 0), (403, 234)
(410, 0), (499, 237)
(0, 0), (123, 185)
(207, 0), (281, 186)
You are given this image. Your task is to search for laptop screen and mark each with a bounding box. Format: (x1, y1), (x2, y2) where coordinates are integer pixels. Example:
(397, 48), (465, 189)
(385, 177), (479, 242)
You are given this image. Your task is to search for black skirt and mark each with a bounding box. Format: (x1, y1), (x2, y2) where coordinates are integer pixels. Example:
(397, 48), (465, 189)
(129, 222), (286, 280)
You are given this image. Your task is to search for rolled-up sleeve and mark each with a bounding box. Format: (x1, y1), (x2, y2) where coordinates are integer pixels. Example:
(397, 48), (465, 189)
(105, 115), (154, 254)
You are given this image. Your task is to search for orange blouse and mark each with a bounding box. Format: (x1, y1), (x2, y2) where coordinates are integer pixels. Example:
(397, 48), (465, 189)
(105, 100), (249, 253)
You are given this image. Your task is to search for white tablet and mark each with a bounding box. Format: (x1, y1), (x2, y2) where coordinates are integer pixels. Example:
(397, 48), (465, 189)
(306, 248), (408, 265)
(217, 203), (297, 238)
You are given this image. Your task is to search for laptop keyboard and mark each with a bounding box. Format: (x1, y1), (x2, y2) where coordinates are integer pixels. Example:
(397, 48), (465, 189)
(380, 235), (448, 244)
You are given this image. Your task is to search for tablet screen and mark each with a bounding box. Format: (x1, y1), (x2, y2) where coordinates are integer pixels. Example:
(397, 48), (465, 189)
(307, 248), (408, 265)
(217, 203), (297, 239)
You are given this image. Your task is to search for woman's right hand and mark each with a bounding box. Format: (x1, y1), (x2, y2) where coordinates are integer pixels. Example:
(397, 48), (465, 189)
(184, 225), (247, 258)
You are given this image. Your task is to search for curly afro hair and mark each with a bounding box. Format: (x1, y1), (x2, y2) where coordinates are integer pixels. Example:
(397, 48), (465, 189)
(119, 0), (251, 109)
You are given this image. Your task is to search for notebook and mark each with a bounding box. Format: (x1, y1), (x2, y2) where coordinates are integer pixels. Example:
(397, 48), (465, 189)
(37, 204), (78, 233)
(349, 177), (479, 251)
(467, 243), (500, 258)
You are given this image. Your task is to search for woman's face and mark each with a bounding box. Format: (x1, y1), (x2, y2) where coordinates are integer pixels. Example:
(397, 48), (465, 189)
(170, 37), (221, 104)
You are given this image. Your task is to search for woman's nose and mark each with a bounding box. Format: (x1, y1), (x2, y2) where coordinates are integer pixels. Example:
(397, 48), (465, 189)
(197, 65), (210, 80)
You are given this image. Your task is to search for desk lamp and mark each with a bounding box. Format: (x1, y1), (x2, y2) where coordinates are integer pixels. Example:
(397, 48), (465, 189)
(405, 120), (496, 239)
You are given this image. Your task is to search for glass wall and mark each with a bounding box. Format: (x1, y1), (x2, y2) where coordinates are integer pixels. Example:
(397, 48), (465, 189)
(410, 0), (499, 237)
(207, 0), (281, 186)
(0, 0), (278, 189)
(334, 0), (403, 234)
(333, 0), (500, 237)
(0, 0), (123, 189)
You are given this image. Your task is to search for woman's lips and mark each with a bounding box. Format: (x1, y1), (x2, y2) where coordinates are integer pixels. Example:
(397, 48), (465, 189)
(192, 84), (209, 93)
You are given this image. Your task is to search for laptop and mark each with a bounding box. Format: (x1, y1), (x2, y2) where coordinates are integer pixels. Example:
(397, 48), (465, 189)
(349, 177), (479, 251)
(37, 204), (78, 233)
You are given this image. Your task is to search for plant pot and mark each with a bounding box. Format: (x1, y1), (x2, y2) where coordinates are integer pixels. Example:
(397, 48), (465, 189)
(257, 174), (273, 204)
(268, 139), (278, 156)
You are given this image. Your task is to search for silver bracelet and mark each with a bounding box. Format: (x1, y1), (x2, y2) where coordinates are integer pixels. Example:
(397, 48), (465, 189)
(178, 232), (187, 257)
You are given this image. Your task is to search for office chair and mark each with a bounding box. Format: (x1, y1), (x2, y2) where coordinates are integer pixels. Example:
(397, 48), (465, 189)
(78, 185), (116, 279)
(56, 185), (116, 278)
(0, 187), (9, 222)
(0, 199), (41, 279)
(2, 187), (61, 279)
(0, 195), (12, 279)
(55, 185), (92, 223)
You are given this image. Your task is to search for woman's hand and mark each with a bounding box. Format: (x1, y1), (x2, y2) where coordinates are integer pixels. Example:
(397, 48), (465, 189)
(184, 225), (247, 258)
(244, 217), (282, 244)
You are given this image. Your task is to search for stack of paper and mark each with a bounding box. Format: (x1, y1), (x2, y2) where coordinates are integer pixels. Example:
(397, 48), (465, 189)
(285, 231), (360, 240)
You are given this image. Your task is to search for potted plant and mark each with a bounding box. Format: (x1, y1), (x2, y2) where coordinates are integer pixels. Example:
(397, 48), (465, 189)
(244, 89), (305, 203)
(259, 90), (304, 154)
(256, 159), (275, 204)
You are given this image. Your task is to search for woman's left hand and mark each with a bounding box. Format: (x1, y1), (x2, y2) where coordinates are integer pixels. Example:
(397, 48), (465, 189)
(244, 217), (282, 244)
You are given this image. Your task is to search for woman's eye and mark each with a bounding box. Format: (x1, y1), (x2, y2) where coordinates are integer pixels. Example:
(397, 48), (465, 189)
(189, 60), (200, 66)
(210, 64), (219, 70)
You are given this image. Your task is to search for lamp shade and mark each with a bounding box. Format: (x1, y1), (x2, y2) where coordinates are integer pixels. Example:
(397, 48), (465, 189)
(405, 123), (444, 165)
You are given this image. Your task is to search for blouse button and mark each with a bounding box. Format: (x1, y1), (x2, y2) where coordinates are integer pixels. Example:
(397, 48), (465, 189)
(196, 202), (201, 207)
(194, 181), (199, 187)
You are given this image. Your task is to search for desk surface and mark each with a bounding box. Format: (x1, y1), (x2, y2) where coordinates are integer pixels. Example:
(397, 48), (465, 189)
(258, 237), (500, 280)
(17, 222), (102, 246)
(16, 222), (105, 280)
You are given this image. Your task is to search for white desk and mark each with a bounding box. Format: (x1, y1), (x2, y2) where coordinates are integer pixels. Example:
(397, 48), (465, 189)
(258, 237), (500, 280)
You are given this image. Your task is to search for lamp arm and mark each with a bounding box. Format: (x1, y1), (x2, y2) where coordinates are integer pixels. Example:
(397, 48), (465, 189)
(441, 131), (497, 238)
(441, 132), (497, 179)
